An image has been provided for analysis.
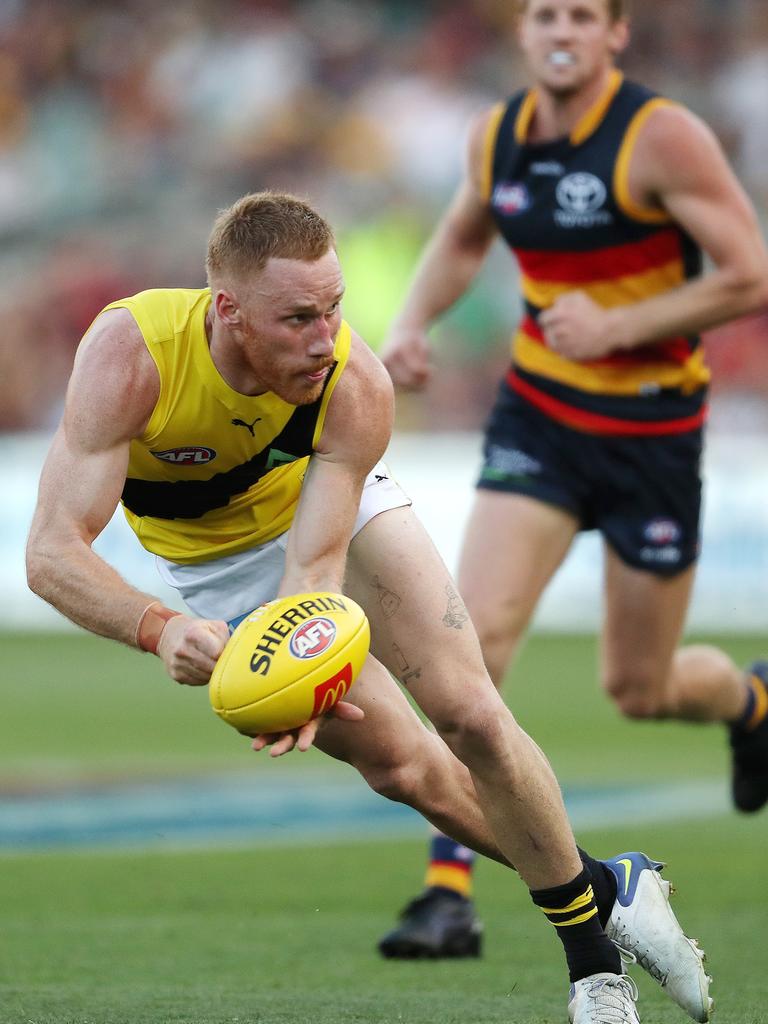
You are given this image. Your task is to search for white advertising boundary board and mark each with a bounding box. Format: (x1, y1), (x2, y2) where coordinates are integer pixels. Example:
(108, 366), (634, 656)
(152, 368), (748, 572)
(4, 431), (767, 633)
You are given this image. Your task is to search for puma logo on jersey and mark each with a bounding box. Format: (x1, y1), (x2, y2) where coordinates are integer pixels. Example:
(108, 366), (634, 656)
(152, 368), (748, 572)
(231, 416), (261, 436)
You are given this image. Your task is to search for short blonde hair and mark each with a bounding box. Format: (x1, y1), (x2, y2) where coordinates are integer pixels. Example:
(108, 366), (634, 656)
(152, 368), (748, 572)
(517, 0), (626, 20)
(206, 191), (335, 282)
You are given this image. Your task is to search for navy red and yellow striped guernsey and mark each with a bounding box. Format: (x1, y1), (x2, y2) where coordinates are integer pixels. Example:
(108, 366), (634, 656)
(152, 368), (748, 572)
(482, 71), (709, 435)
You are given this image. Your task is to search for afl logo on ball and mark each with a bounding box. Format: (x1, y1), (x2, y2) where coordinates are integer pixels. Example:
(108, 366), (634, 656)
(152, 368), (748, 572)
(289, 617), (337, 659)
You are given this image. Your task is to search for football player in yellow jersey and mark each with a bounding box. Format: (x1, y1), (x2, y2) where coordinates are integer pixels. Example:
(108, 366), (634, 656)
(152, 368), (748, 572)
(26, 191), (714, 1022)
(380, 0), (768, 972)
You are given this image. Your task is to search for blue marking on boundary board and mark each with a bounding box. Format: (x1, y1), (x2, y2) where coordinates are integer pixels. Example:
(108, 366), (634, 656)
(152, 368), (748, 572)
(0, 775), (729, 852)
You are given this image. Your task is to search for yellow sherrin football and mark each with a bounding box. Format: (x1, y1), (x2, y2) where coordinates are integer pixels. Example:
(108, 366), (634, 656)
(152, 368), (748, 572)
(209, 592), (370, 735)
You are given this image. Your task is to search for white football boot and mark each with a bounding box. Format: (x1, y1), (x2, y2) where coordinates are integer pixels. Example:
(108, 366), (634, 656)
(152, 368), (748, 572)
(568, 973), (640, 1024)
(603, 853), (713, 1022)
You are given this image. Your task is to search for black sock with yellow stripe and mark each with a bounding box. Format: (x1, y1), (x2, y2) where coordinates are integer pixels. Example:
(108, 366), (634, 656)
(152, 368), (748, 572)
(577, 847), (618, 927)
(530, 868), (622, 983)
(734, 668), (768, 732)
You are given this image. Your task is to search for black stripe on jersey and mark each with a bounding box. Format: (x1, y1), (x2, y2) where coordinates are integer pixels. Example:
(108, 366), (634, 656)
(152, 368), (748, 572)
(122, 374), (334, 521)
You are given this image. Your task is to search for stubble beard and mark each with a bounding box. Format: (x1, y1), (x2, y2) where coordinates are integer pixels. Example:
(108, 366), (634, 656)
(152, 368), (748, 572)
(275, 377), (327, 407)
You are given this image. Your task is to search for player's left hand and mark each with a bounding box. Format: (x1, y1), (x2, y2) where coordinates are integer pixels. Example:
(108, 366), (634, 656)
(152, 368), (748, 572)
(539, 291), (623, 361)
(250, 700), (365, 757)
(157, 614), (230, 686)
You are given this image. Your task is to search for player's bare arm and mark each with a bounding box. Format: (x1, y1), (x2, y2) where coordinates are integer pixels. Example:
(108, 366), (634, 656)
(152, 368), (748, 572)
(280, 333), (393, 597)
(382, 108), (499, 390)
(252, 334), (390, 757)
(26, 309), (229, 684)
(542, 103), (768, 360)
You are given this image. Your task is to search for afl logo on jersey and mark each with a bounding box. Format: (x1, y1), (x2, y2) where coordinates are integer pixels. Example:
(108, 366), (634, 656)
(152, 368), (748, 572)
(492, 182), (531, 216)
(555, 173), (612, 228)
(151, 446), (217, 465)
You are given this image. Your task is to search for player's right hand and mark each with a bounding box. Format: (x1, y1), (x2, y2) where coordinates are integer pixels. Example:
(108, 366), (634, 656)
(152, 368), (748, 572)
(381, 326), (432, 391)
(250, 700), (365, 757)
(157, 615), (230, 686)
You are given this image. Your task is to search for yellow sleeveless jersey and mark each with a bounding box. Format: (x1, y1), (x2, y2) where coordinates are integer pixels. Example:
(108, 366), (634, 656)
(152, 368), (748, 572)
(101, 288), (351, 564)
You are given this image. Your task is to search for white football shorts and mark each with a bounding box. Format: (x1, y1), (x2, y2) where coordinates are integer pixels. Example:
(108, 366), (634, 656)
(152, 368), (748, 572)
(155, 461), (410, 626)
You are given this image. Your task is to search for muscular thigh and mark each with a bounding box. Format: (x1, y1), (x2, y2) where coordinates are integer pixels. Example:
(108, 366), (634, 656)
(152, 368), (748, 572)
(343, 506), (492, 725)
(314, 651), (437, 769)
(467, 383), (582, 632)
(596, 430), (702, 696)
(601, 543), (696, 697)
(458, 489), (577, 635)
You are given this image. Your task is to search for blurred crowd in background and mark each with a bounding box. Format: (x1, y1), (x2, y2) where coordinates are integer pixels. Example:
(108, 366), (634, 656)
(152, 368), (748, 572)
(1, 0), (767, 432)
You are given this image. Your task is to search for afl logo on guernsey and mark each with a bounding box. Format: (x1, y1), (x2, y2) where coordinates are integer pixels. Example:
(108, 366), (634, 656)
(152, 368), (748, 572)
(492, 182), (531, 216)
(151, 446), (217, 465)
(289, 617), (337, 659)
(555, 173), (612, 228)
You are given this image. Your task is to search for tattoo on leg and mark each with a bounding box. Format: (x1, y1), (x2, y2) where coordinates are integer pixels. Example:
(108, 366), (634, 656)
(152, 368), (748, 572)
(442, 583), (468, 630)
(392, 642), (422, 687)
(371, 575), (401, 619)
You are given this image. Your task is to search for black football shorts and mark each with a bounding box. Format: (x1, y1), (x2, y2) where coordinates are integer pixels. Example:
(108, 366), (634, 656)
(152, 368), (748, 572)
(477, 380), (703, 576)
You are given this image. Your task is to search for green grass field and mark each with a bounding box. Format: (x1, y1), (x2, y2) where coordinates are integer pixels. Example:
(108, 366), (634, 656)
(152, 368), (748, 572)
(1, 630), (767, 1024)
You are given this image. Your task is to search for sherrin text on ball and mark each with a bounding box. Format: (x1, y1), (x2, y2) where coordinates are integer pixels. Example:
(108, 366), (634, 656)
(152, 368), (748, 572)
(209, 592), (370, 735)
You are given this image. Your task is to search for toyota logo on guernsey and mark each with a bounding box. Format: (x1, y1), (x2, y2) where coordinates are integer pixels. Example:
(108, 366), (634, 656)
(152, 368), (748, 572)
(555, 172), (612, 227)
(289, 617), (337, 659)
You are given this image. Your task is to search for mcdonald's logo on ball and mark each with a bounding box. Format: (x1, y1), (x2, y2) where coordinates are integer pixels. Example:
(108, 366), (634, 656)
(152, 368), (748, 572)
(209, 593), (369, 736)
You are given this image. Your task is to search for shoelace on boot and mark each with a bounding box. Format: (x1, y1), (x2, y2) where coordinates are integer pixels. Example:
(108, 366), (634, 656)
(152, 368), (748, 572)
(580, 975), (639, 1024)
(611, 931), (668, 985)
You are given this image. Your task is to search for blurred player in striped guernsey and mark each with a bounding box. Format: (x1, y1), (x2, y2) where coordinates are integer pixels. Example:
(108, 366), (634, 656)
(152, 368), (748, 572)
(381, 0), (768, 970)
